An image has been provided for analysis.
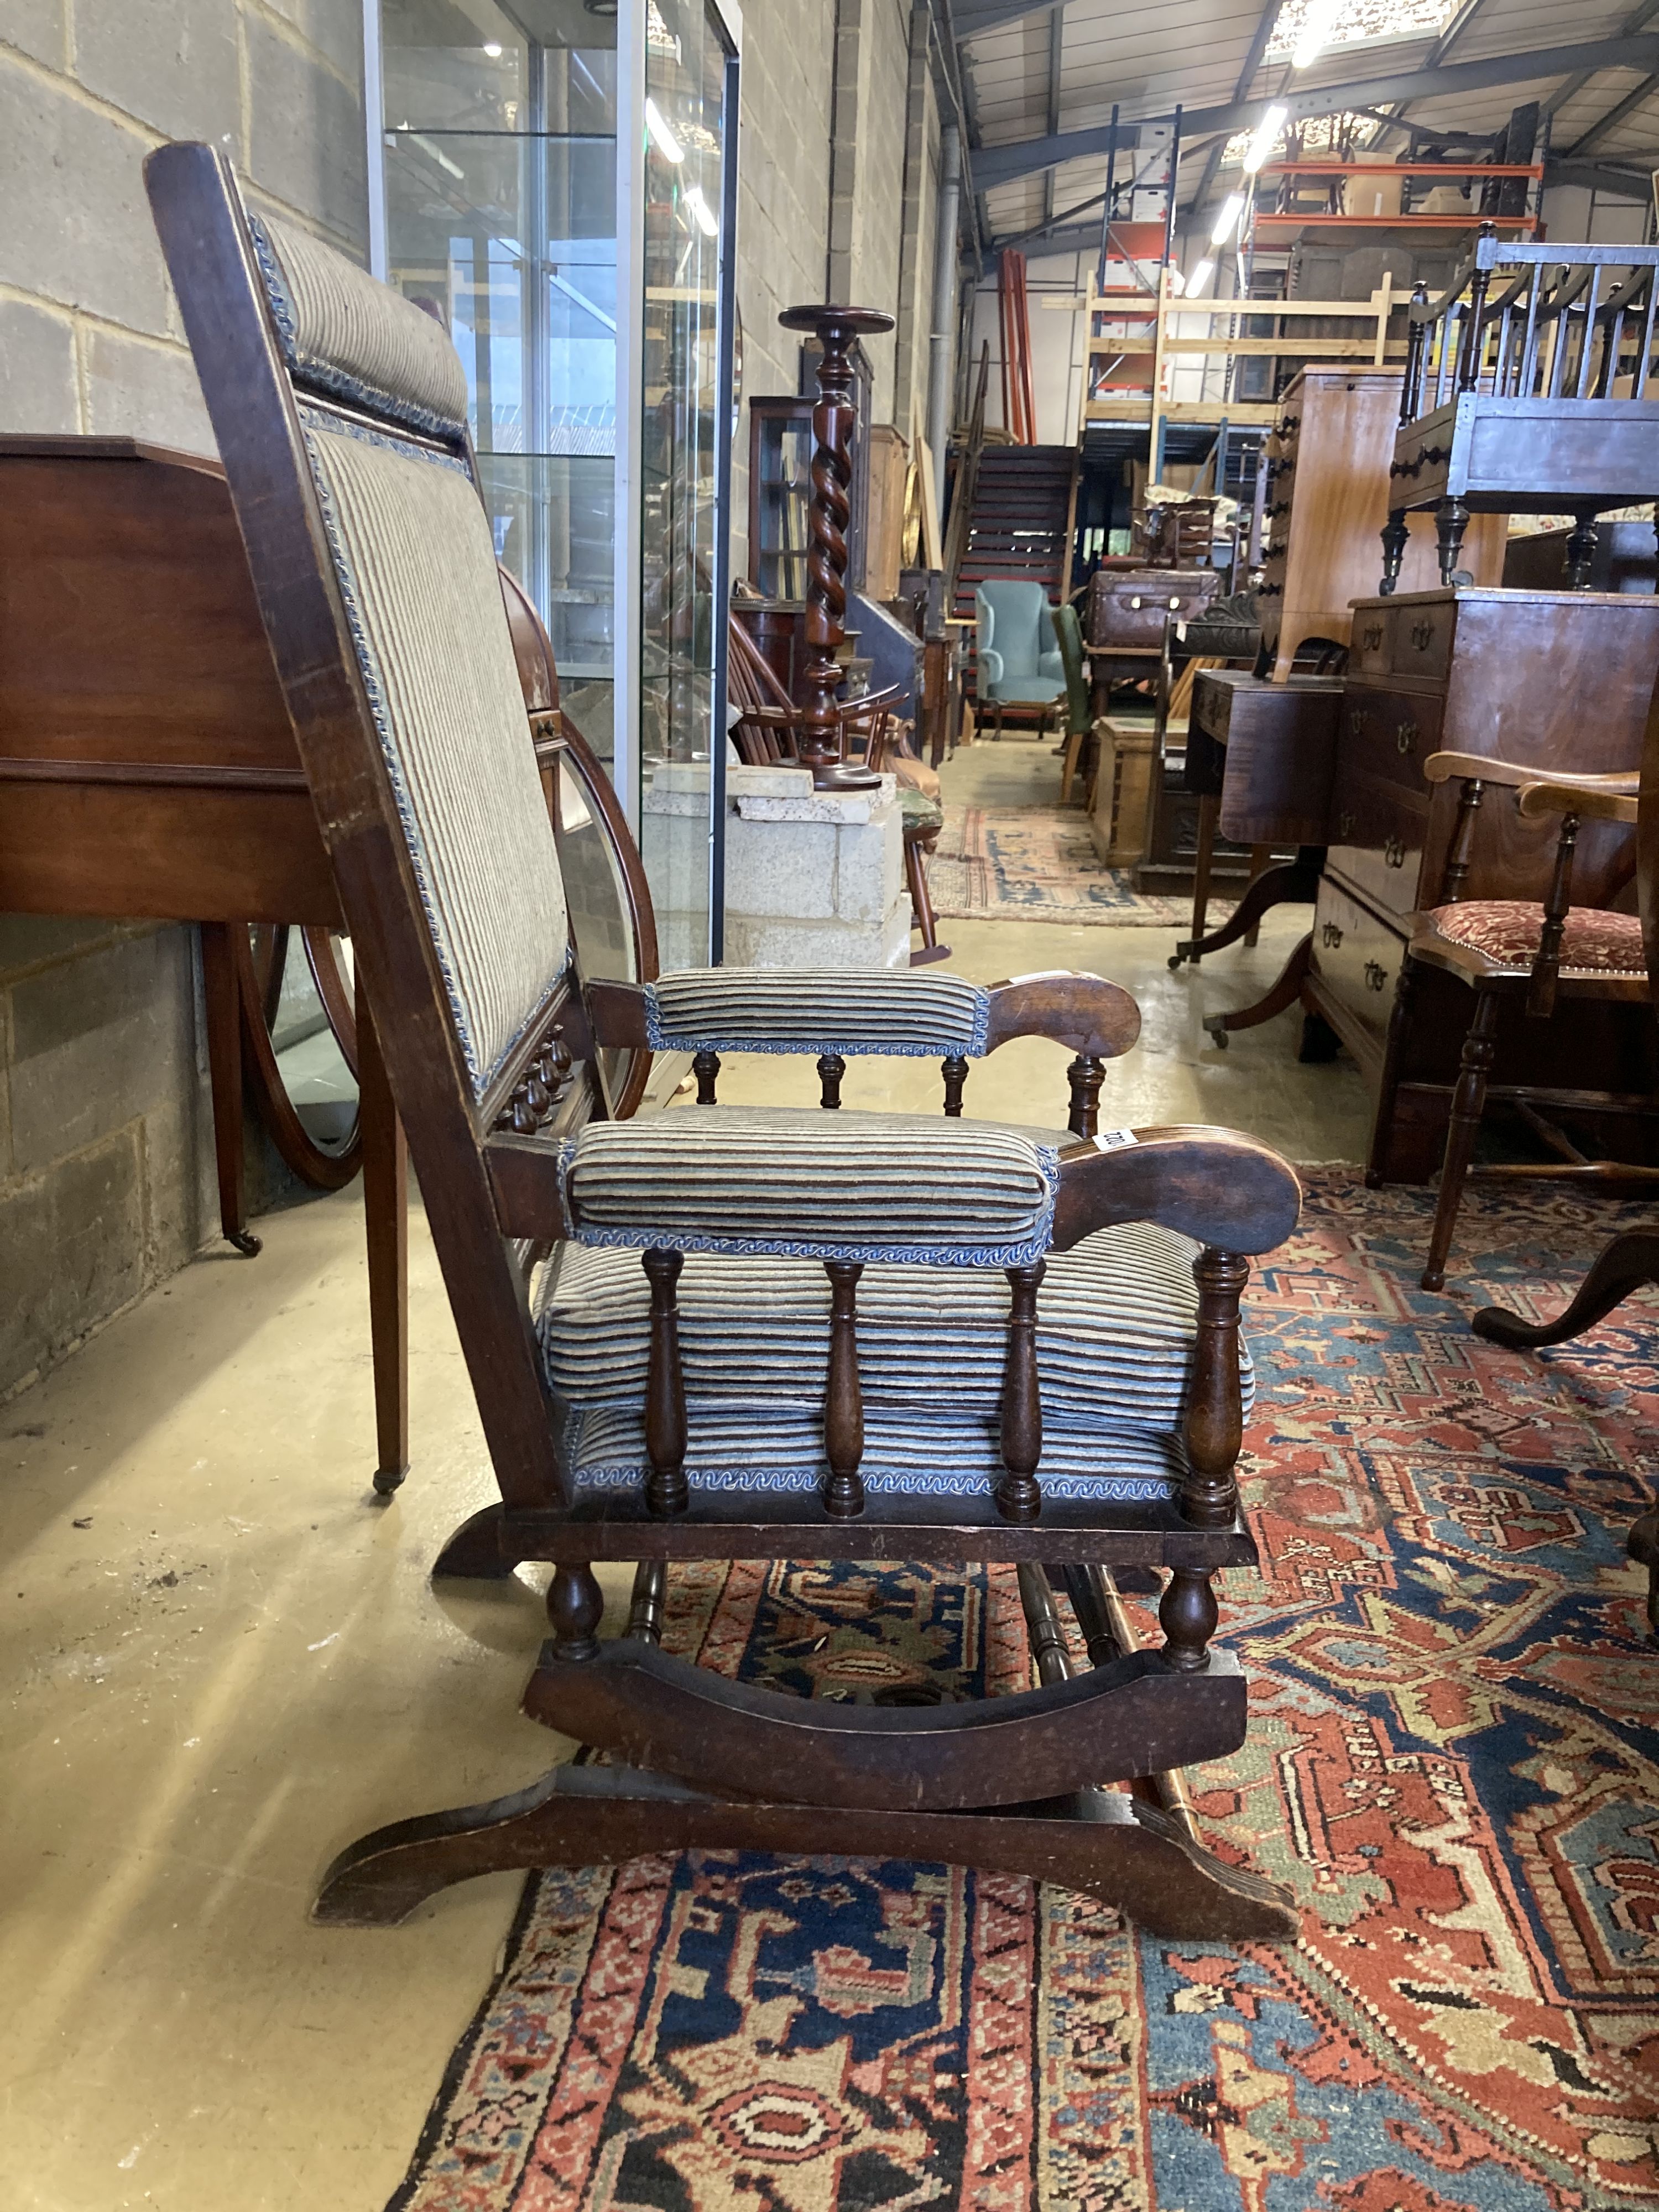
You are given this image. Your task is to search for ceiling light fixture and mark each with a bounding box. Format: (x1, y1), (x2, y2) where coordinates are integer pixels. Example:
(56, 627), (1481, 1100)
(482, 40), (503, 57)
(1210, 192), (1245, 246)
(644, 96), (684, 163)
(1187, 257), (1216, 294)
(683, 183), (718, 237)
(1292, 0), (1341, 70)
(1241, 103), (1287, 175)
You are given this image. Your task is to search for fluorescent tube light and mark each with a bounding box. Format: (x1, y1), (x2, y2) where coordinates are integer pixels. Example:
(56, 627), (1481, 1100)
(1241, 104), (1287, 175)
(644, 97), (684, 163)
(1210, 193), (1245, 246)
(1187, 257), (1216, 294)
(1292, 0), (1340, 69)
(684, 183), (718, 237)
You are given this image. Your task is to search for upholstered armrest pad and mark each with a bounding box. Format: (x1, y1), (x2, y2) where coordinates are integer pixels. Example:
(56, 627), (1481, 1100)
(1037, 649), (1065, 681)
(979, 645), (1004, 685)
(644, 969), (993, 1057)
(555, 1106), (1062, 1265)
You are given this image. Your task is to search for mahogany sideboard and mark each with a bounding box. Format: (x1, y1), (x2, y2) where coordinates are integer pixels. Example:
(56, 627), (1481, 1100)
(1306, 586), (1659, 1180)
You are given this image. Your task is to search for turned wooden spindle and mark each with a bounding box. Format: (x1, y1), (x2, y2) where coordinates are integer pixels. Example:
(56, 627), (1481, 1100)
(547, 1561), (605, 1660)
(1159, 1566), (1219, 1674)
(1181, 1247), (1248, 1530)
(941, 1053), (968, 1116)
(693, 1050), (721, 1104)
(643, 1247), (689, 1516)
(625, 1561), (667, 1645)
(1528, 811), (1580, 1020)
(777, 302), (892, 792)
(822, 1260), (866, 1517)
(1066, 1055), (1105, 1139)
(1563, 515), (1600, 591)
(1439, 778), (1484, 905)
(817, 1052), (846, 1109)
(995, 1261), (1045, 1524)
(1016, 1561), (1071, 1684)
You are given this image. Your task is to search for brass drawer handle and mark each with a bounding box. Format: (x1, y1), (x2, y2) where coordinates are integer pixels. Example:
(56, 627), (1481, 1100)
(1396, 722), (1418, 757)
(1322, 921), (1343, 948)
(1338, 810), (1356, 838)
(1385, 836), (1406, 868)
(1364, 961), (1388, 992)
(1360, 622), (1384, 651)
(1348, 708), (1369, 740)
(1410, 619), (1436, 651)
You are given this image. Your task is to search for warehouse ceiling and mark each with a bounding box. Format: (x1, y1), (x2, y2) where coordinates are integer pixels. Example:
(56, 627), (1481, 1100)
(952, 0), (1659, 254)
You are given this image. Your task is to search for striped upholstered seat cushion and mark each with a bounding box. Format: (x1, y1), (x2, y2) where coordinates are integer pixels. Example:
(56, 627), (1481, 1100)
(252, 215), (470, 436)
(536, 1224), (1249, 1500)
(643, 969), (990, 1056)
(555, 1107), (1062, 1265)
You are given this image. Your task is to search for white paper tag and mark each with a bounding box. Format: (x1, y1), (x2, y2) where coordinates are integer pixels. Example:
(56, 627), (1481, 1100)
(1093, 1128), (1139, 1151)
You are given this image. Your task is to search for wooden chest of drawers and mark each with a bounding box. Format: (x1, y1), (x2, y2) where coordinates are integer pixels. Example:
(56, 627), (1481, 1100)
(1304, 585), (1659, 1178)
(1261, 366), (1504, 681)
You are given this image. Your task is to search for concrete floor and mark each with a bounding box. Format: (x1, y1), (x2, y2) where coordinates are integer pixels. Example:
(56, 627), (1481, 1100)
(0, 743), (1370, 2211)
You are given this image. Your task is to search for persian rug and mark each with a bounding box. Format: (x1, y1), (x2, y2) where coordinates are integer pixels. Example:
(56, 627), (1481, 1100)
(926, 804), (1233, 928)
(390, 1173), (1659, 2212)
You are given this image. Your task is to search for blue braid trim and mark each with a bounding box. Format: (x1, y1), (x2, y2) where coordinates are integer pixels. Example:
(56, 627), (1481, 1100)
(296, 404), (468, 475)
(569, 1464), (1179, 1499)
(250, 216), (469, 443)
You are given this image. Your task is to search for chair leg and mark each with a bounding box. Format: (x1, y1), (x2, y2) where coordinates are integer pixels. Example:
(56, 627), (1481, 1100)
(200, 922), (261, 1258)
(1060, 724), (1083, 804)
(906, 831), (951, 966)
(1422, 988), (1499, 1293)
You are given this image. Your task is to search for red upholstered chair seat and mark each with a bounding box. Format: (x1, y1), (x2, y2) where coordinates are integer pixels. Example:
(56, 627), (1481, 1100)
(1425, 899), (1646, 976)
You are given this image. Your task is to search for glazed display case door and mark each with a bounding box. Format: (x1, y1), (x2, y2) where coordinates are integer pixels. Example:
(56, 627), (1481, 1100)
(615, 0), (740, 969)
(371, 0), (621, 774)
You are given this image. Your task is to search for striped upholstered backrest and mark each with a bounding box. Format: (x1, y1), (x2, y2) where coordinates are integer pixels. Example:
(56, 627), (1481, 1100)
(251, 215), (569, 1098)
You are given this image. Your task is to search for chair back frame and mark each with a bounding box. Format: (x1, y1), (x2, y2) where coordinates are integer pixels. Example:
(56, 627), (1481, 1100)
(147, 142), (584, 1516)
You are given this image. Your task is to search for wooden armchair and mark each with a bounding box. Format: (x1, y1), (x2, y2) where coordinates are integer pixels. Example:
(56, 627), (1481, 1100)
(149, 140), (1303, 1942)
(1397, 750), (1655, 1292)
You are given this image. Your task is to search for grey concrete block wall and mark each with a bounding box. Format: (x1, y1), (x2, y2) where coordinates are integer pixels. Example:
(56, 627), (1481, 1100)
(0, 0), (368, 1399)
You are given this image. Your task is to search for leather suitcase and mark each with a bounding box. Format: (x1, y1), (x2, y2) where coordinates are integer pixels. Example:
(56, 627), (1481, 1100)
(1086, 566), (1220, 651)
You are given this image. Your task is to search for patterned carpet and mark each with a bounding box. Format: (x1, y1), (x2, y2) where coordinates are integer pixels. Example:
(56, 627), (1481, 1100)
(927, 804), (1232, 927)
(389, 1173), (1659, 2212)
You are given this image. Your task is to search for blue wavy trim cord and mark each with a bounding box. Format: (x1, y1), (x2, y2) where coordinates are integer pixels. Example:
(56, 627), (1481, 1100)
(569, 1464), (1180, 1499)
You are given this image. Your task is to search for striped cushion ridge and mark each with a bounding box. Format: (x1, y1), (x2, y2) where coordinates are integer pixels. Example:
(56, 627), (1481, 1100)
(560, 1403), (1187, 1500)
(304, 421), (570, 1092)
(555, 1108), (1061, 1265)
(644, 969), (991, 1056)
(252, 215), (470, 435)
(539, 1225), (1253, 1433)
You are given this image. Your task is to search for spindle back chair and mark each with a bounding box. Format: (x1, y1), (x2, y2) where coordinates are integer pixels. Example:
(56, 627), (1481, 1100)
(1386, 232), (1659, 592)
(149, 139), (1303, 1941)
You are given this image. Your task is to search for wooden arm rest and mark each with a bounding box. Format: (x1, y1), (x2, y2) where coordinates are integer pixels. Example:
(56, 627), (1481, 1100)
(486, 1120), (1302, 1258)
(1425, 749), (1640, 794)
(1050, 1126), (1302, 1255)
(1517, 776), (1640, 824)
(585, 972), (1143, 1061)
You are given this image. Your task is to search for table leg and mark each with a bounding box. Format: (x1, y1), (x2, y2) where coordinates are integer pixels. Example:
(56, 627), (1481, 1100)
(200, 922), (260, 1257)
(357, 978), (409, 1496)
(1243, 843), (1271, 949)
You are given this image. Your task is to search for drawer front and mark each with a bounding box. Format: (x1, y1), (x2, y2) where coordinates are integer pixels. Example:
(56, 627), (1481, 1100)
(1342, 685), (1444, 794)
(1350, 608), (1390, 673)
(1348, 596), (1456, 681)
(1087, 571), (1217, 648)
(1328, 762), (1429, 919)
(1191, 669), (1239, 742)
(1312, 878), (1406, 1045)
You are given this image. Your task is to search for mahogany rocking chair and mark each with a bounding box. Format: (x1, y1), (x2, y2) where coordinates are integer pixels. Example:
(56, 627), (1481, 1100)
(149, 141), (1303, 1941)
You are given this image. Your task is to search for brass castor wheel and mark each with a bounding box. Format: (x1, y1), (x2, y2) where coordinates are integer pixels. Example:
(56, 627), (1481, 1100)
(228, 1229), (263, 1257)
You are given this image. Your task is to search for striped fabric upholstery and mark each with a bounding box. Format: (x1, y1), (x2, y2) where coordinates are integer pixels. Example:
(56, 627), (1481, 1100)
(555, 1107), (1062, 1266)
(536, 1224), (1251, 1499)
(252, 215), (469, 435)
(302, 418), (570, 1093)
(643, 969), (991, 1056)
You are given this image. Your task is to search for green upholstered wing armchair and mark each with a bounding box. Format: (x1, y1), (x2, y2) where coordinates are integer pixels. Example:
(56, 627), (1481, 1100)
(149, 139), (1302, 1945)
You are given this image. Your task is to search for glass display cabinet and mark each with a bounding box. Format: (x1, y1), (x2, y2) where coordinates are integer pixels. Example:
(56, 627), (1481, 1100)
(369, 0), (741, 964)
